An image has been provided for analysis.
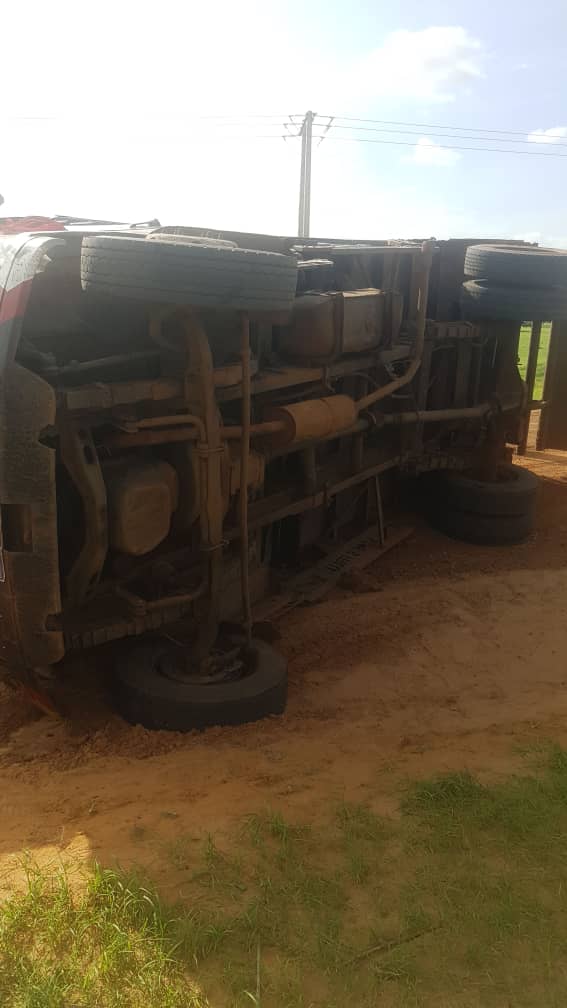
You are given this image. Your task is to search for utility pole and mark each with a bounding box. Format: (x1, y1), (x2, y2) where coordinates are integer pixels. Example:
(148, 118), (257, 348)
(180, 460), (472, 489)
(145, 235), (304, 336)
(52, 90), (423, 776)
(297, 110), (315, 238)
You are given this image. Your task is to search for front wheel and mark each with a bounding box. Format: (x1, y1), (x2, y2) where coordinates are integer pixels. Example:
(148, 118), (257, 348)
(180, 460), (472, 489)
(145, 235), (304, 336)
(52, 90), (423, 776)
(112, 636), (288, 731)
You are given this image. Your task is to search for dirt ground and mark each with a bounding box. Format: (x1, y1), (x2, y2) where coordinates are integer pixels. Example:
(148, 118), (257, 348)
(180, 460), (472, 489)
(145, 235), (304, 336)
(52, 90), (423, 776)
(1, 448), (567, 895)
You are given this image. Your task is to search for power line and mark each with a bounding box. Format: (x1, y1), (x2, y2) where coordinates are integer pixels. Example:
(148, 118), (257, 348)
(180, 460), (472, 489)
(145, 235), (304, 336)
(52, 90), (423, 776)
(319, 113), (566, 139)
(5, 111), (566, 151)
(6, 111), (564, 141)
(322, 122), (567, 148)
(310, 134), (567, 157)
(0, 113), (299, 123)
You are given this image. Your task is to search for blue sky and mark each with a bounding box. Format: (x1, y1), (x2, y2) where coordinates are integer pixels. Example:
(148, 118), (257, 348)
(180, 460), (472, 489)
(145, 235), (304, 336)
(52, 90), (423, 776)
(2, 0), (566, 244)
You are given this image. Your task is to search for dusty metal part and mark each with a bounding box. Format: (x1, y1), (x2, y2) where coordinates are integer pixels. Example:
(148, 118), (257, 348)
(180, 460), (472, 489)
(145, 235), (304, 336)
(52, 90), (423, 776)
(104, 420), (285, 449)
(454, 340), (474, 408)
(214, 351), (412, 405)
(228, 446), (264, 495)
(169, 442), (201, 532)
(301, 447), (317, 495)
(227, 457), (402, 539)
(264, 395), (357, 447)
(134, 412), (206, 437)
(103, 459), (178, 556)
(351, 432), (364, 473)
(381, 403), (491, 425)
(65, 346), (409, 414)
(374, 476), (385, 546)
(125, 413), (281, 440)
(62, 367), (259, 414)
(356, 241), (434, 413)
(62, 596), (198, 650)
(114, 581), (204, 615)
(281, 289), (395, 362)
(0, 361), (65, 670)
(63, 377), (183, 412)
(430, 321), (479, 342)
(478, 416), (506, 483)
(180, 313), (225, 662)
(224, 422), (285, 440)
(213, 359), (259, 387)
(59, 425), (108, 602)
(265, 417), (370, 460)
(255, 524), (413, 620)
(105, 427), (200, 448)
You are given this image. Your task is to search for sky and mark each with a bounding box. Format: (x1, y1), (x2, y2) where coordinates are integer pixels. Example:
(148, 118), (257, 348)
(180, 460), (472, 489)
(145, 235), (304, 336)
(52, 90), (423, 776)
(2, 0), (567, 245)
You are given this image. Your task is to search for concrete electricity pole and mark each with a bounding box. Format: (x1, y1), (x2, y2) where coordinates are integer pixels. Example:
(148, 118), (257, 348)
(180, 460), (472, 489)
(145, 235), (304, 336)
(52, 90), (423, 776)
(297, 110), (315, 238)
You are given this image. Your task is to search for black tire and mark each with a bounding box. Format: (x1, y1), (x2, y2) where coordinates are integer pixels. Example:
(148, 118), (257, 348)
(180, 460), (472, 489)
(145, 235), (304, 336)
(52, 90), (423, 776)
(80, 235), (298, 313)
(441, 465), (538, 517)
(461, 279), (567, 321)
(112, 637), (288, 731)
(436, 508), (534, 545)
(464, 244), (567, 287)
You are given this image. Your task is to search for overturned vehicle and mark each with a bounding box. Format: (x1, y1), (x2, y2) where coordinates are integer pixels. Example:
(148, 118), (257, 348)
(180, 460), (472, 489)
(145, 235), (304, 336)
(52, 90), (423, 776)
(0, 224), (564, 729)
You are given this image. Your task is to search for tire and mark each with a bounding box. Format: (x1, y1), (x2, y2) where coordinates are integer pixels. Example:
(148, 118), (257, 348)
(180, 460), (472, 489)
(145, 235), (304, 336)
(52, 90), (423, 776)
(112, 637), (288, 731)
(464, 244), (567, 287)
(80, 235), (298, 313)
(461, 279), (567, 321)
(441, 465), (538, 517)
(436, 508), (534, 545)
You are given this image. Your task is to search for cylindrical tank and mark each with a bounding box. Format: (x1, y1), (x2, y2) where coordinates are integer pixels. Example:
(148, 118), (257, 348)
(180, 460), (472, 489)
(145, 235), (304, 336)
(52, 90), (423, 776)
(263, 395), (357, 447)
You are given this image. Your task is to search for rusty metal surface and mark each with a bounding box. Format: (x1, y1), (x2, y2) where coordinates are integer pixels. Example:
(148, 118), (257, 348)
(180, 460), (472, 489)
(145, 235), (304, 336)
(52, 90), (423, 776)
(282, 289), (389, 362)
(60, 426), (108, 601)
(264, 395), (357, 447)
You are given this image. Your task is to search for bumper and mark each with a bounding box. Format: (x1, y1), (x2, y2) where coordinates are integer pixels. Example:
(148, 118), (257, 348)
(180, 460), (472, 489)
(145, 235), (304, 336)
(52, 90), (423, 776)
(0, 358), (64, 671)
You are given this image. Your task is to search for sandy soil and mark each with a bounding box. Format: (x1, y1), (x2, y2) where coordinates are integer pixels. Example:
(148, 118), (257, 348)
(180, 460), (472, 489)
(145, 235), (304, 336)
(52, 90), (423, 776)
(1, 449), (567, 893)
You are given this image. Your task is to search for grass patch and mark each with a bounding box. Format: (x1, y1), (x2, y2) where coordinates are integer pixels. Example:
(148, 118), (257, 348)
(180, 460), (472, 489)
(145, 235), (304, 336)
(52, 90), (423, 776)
(4, 748), (567, 1005)
(518, 321), (551, 400)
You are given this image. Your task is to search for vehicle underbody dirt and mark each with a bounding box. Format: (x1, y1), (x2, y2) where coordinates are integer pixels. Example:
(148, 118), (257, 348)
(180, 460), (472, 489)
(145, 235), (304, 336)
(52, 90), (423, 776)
(0, 227), (565, 729)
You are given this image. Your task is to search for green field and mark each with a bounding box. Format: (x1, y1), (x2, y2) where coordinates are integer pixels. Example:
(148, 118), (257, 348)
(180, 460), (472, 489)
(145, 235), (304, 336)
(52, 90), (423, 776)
(5, 747), (567, 1006)
(518, 322), (551, 400)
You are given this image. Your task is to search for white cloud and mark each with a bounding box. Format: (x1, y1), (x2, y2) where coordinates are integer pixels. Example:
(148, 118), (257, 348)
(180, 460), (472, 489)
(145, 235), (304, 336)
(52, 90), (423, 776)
(351, 27), (484, 103)
(511, 231), (567, 250)
(410, 137), (461, 167)
(527, 127), (567, 145)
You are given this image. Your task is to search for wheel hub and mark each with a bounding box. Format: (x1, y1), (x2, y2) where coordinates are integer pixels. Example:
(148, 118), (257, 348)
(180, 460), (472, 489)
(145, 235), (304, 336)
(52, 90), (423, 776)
(157, 643), (246, 685)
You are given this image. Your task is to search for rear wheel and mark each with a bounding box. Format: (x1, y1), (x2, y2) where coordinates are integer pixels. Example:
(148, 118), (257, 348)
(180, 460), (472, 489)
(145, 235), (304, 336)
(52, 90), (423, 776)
(436, 508), (534, 545)
(461, 279), (567, 321)
(112, 636), (288, 731)
(464, 243), (567, 286)
(428, 464), (537, 545)
(440, 464), (538, 517)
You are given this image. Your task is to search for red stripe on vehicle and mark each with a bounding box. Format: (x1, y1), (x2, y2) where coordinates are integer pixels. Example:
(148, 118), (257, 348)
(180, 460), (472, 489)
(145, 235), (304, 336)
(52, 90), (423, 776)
(0, 278), (33, 324)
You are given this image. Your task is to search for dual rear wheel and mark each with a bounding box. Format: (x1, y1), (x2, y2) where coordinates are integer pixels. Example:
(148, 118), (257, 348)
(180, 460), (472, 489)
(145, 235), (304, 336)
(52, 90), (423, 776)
(429, 464), (538, 545)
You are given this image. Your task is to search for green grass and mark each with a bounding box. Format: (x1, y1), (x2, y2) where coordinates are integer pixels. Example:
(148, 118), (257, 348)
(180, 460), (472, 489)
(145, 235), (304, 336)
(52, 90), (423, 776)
(5, 749), (567, 1005)
(518, 322), (551, 400)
